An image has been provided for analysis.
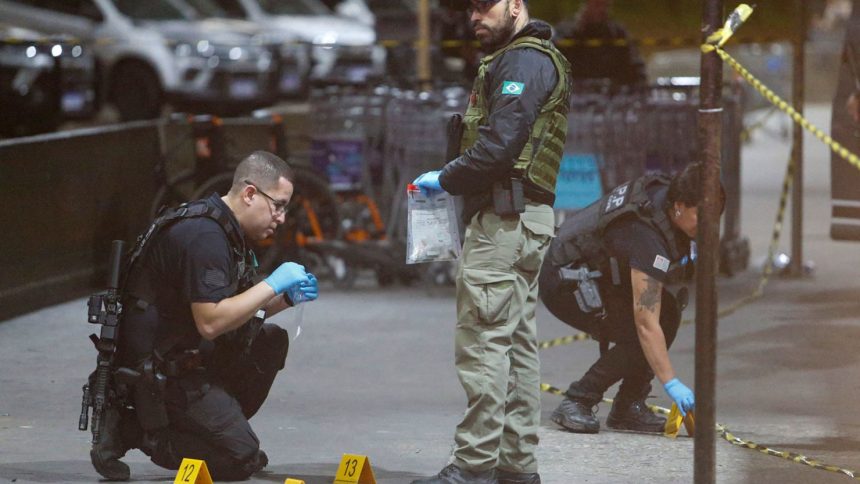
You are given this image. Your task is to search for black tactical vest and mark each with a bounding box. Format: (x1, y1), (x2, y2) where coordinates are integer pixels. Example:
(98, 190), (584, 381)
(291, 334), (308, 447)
(120, 196), (256, 361)
(549, 175), (688, 278)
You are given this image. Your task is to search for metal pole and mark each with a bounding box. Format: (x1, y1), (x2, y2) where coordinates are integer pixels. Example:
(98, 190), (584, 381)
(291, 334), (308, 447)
(417, 0), (432, 90)
(790, 0), (806, 275)
(695, 1), (723, 482)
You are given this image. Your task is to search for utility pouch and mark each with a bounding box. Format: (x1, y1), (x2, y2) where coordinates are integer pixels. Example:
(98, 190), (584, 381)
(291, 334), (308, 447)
(559, 264), (606, 315)
(492, 177), (525, 216)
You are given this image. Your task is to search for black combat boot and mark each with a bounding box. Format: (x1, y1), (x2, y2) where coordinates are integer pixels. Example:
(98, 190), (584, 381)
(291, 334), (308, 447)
(411, 463), (498, 484)
(90, 407), (133, 481)
(550, 384), (601, 433)
(606, 397), (666, 434)
(241, 450), (269, 476)
(497, 469), (541, 484)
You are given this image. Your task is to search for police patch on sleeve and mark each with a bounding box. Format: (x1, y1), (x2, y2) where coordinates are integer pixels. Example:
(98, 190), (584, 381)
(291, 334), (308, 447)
(502, 81), (525, 95)
(653, 255), (670, 273)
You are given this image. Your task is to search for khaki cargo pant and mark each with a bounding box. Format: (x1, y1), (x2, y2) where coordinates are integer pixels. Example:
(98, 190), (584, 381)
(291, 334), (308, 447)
(452, 203), (555, 473)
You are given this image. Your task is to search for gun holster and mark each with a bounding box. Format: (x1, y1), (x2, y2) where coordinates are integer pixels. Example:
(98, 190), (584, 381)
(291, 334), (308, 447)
(558, 264), (606, 316)
(492, 177), (525, 216)
(132, 359), (169, 432)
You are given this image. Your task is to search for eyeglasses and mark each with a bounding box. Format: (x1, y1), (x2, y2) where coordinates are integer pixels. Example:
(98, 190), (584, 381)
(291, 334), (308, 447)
(244, 179), (288, 215)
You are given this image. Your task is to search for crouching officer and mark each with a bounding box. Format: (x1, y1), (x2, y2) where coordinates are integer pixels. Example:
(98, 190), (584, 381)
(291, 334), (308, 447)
(539, 163), (719, 434)
(88, 151), (318, 480)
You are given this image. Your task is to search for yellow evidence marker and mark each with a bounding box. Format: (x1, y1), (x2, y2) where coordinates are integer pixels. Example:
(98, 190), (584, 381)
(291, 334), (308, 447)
(285, 479), (307, 484)
(664, 403), (696, 438)
(333, 453), (377, 484)
(173, 458), (213, 484)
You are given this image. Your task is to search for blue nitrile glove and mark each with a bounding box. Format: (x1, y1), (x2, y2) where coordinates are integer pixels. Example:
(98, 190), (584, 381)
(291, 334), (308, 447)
(298, 273), (319, 302)
(412, 170), (443, 195)
(664, 378), (695, 416)
(264, 262), (309, 296)
(285, 273), (318, 306)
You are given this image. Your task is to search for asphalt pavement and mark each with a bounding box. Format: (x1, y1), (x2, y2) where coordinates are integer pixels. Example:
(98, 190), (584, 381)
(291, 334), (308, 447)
(1, 104), (859, 483)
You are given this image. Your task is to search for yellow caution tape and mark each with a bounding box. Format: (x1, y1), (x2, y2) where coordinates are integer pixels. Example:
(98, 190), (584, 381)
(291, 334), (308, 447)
(704, 44), (860, 172)
(702, 4), (755, 52)
(538, 332), (592, 349)
(541, 383), (860, 478)
(717, 424), (860, 479)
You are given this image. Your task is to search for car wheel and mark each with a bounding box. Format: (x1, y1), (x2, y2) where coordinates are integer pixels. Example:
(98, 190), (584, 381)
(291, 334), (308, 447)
(111, 61), (161, 121)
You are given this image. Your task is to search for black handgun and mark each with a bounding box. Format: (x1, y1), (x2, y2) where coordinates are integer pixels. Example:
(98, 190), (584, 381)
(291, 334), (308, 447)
(559, 265), (605, 315)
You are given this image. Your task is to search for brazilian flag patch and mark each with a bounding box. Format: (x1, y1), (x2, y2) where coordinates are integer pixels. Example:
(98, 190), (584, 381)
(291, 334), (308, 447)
(501, 81), (524, 95)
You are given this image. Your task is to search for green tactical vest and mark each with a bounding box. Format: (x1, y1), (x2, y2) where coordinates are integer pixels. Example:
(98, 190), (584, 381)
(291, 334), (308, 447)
(460, 35), (572, 195)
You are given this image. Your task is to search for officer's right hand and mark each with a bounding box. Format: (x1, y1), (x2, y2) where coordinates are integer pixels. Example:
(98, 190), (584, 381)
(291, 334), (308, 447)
(412, 170), (443, 195)
(663, 378), (695, 416)
(263, 262), (309, 296)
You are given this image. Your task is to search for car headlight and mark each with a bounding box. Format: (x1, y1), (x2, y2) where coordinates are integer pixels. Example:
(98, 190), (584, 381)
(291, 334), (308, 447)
(313, 32), (338, 47)
(172, 42), (194, 57)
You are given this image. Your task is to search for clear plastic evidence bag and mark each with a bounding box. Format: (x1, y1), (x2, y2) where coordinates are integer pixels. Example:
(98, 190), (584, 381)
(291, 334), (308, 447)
(406, 184), (462, 264)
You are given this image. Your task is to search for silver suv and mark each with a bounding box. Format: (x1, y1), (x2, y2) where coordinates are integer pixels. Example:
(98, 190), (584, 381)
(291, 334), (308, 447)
(0, 0), (277, 120)
(198, 0), (386, 86)
(179, 0), (311, 97)
(1, 23), (97, 135)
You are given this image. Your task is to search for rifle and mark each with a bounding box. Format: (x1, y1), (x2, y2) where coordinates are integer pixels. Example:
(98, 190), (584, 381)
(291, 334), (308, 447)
(79, 240), (125, 444)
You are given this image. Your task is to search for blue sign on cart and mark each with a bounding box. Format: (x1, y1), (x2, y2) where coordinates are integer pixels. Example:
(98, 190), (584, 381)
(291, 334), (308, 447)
(554, 153), (603, 210)
(311, 138), (365, 191)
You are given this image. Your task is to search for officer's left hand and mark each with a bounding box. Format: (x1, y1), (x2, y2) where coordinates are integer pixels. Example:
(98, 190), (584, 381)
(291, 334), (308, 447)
(287, 273), (318, 305)
(300, 273), (319, 302)
(412, 171), (443, 195)
(663, 378), (695, 416)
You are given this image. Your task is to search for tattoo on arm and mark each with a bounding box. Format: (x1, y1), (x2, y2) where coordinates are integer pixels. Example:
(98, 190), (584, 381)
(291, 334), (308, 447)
(637, 276), (661, 313)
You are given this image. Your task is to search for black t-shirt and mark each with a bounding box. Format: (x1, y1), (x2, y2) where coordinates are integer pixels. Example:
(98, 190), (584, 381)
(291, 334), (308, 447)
(600, 215), (690, 329)
(605, 218), (674, 286)
(121, 195), (245, 361)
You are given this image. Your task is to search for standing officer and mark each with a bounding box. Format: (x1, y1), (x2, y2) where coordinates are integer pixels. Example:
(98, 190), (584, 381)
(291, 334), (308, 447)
(90, 151), (318, 481)
(412, 1), (570, 483)
(539, 163), (713, 435)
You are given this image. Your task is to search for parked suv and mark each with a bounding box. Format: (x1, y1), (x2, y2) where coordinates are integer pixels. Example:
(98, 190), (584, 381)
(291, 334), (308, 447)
(0, 0), (277, 120)
(0, 23), (96, 136)
(198, 0), (386, 86)
(179, 0), (311, 97)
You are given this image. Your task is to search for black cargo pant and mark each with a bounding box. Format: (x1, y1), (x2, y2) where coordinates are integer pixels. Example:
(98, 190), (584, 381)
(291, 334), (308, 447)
(145, 323), (289, 480)
(539, 266), (681, 404)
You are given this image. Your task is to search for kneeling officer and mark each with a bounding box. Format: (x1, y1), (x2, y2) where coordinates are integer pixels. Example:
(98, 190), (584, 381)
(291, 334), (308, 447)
(86, 151), (318, 480)
(539, 162), (718, 434)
